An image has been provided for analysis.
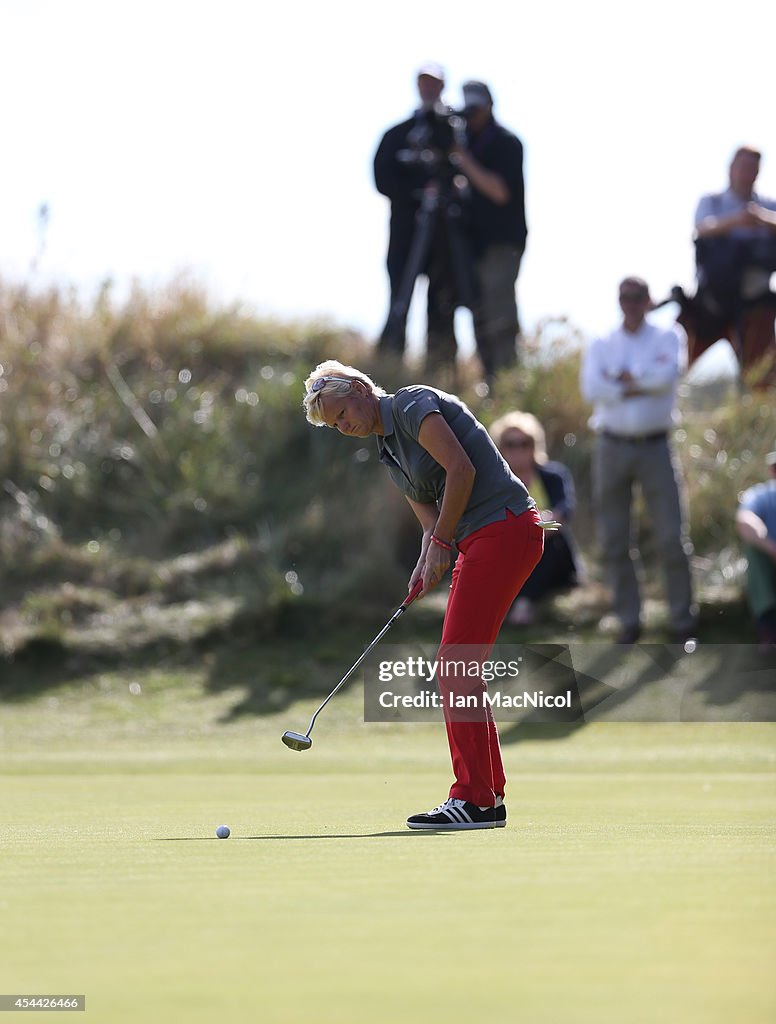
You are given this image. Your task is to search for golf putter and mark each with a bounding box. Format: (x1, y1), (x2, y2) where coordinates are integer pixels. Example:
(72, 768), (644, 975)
(282, 578), (425, 752)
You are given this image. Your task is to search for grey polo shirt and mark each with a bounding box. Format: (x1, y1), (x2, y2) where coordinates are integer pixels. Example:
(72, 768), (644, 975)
(377, 386), (535, 542)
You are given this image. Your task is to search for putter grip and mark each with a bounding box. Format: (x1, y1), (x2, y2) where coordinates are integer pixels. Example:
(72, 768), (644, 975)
(402, 578), (425, 607)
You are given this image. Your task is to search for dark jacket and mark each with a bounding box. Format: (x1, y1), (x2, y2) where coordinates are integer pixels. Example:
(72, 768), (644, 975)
(535, 461), (575, 521)
(373, 114), (436, 257)
(518, 461), (580, 600)
(466, 117), (527, 256)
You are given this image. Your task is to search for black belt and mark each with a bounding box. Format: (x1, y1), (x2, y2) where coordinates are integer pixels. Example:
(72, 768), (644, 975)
(601, 430), (668, 444)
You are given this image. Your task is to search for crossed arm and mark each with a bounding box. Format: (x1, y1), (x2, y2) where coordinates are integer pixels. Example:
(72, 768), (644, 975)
(696, 203), (776, 238)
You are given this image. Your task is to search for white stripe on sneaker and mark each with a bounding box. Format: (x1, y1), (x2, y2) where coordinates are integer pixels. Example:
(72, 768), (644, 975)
(444, 800), (474, 824)
(406, 797), (506, 830)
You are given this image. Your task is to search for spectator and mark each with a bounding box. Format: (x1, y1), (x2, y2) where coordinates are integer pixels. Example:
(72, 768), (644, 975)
(580, 277), (697, 645)
(490, 411), (581, 625)
(452, 80), (527, 384)
(373, 63), (465, 371)
(695, 147), (776, 312)
(735, 451), (776, 651)
(685, 146), (776, 378)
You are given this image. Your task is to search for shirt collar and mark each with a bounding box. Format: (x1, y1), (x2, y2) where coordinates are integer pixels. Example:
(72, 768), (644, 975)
(725, 186), (759, 204)
(620, 318), (651, 338)
(378, 395), (395, 438)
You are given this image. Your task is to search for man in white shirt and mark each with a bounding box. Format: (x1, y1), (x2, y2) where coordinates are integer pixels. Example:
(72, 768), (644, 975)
(580, 277), (698, 644)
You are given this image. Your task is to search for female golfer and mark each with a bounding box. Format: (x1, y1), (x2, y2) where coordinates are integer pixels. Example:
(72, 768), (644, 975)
(303, 360), (544, 830)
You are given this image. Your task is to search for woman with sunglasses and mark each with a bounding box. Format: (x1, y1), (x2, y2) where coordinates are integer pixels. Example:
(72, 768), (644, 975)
(303, 359), (544, 830)
(489, 411), (581, 626)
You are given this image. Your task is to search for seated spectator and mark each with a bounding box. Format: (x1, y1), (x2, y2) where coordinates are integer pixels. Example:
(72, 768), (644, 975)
(695, 147), (776, 316)
(735, 450), (776, 651)
(490, 411), (580, 625)
(677, 146), (776, 381)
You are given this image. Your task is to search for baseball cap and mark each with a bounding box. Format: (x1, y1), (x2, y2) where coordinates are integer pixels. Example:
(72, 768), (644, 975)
(417, 62), (445, 82)
(766, 450), (776, 466)
(462, 80), (493, 109)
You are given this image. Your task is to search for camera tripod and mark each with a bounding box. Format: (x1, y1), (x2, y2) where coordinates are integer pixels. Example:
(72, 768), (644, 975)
(379, 178), (476, 362)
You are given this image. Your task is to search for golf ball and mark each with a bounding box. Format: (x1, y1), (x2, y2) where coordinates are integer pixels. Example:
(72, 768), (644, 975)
(216, 824), (231, 839)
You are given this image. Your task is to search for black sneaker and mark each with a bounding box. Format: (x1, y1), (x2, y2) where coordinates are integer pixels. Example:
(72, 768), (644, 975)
(406, 797), (506, 831)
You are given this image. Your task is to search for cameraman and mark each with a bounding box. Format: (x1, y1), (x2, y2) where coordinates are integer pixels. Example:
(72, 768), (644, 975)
(373, 63), (463, 370)
(452, 81), (527, 383)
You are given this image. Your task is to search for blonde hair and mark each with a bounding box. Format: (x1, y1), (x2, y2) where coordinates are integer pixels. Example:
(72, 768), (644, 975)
(302, 359), (386, 427)
(489, 410), (548, 464)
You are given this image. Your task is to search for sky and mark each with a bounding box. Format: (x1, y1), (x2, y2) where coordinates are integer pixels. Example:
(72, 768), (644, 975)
(2, 0), (773, 375)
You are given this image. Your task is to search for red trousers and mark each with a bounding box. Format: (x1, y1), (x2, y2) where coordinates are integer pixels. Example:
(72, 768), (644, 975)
(438, 507), (544, 806)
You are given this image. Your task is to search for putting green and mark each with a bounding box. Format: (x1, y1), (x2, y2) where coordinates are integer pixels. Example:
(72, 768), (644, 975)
(1, 709), (775, 1023)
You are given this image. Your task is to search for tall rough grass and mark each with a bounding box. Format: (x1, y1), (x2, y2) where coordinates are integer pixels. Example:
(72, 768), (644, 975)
(1, 276), (773, 658)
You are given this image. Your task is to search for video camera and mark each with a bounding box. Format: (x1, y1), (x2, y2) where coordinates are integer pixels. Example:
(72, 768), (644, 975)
(396, 102), (466, 176)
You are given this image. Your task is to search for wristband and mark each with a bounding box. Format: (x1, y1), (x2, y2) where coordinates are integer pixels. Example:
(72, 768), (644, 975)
(431, 533), (452, 552)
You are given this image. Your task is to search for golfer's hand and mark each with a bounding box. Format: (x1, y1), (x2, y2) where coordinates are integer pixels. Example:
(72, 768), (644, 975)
(422, 543), (450, 593)
(409, 544), (430, 598)
(408, 569), (424, 598)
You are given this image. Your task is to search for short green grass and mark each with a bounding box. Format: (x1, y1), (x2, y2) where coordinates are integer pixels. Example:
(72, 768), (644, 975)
(1, 671), (775, 1024)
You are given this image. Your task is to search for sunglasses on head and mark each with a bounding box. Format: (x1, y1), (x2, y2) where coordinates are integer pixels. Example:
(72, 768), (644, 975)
(306, 375), (354, 398)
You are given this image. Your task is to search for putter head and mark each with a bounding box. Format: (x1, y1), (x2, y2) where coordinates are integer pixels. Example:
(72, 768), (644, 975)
(281, 730), (313, 752)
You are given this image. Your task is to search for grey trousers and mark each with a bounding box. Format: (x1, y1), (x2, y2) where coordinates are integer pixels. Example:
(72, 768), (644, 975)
(592, 434), (696, 632)
(472, 244), (523, 381)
